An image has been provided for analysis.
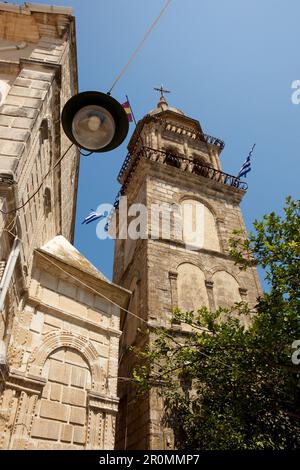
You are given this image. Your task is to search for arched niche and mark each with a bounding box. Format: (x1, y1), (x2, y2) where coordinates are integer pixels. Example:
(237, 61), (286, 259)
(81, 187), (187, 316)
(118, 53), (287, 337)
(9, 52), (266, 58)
(30, 347), (91, 449)
(181, 199), (220, 251)
(27, 331), (103, 393)
(177, 263), (209, 311)
(212, 270), (241, 309)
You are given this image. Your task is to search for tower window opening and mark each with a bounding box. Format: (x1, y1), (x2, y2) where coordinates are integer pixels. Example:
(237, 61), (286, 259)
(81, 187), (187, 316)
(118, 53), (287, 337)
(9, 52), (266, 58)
(44, 187), (52, 217)
(165, 151), (181, 169)
(192, 158), (210, 177)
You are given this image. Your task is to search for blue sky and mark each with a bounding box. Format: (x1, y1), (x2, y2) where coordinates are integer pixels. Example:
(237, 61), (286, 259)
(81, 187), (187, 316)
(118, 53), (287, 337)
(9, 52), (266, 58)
(16, 0), (300, 284)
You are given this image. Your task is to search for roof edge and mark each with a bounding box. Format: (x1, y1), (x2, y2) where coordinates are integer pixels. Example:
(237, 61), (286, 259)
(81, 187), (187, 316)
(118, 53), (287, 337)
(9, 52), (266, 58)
(35, 248), (132, 309)
(0, 2), (73, 16)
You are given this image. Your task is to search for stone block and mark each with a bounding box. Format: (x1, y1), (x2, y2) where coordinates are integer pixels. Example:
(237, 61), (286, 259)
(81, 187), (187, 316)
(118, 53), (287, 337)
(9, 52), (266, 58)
(73, 426), (86, 445)
(41, 383), (51, 399)
(40, 399), (68, 422)
(10, 86), (45, 99)
(87, 309), (102, 324)
(57, 279), (76, 299)
(48, 361), (71, 386)
(58, 295), (87, 317)
(0, 139), (24, 156)
(44, 315), (62, 329)
(50, 349), (65, 362)
(40, 271), (58, 290)
(65, 350), (87, 367)
(0, 155), (18, 171)
(0, 115), (13, 126)
(30, 311), (44, 333)
(50, 383), (62, 402)
(94, 297), (111, 314)
(31, 53), (59, 63)
(0, 105), (38, 118)
(71, 366), (87, 389)
(31, 418), (61, 441)
(62, 388), (86, 408)
(61, 424), (73, 443)
(70, 407), (86, 426)
(12, 117), (34, 129)
(0, 126), (29, 141)
(77, 289), (94, 307)
(20, 69), (53, 82)
(5, 95), (41, 109)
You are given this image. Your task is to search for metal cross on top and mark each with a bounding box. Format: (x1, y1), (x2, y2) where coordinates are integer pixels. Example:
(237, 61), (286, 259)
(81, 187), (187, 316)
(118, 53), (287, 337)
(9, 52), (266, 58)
(154, 85), (171, 100)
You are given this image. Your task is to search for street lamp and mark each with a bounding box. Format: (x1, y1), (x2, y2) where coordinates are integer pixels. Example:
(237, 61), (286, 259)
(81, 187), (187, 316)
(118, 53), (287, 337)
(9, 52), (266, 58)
(61, 91), (129, 153)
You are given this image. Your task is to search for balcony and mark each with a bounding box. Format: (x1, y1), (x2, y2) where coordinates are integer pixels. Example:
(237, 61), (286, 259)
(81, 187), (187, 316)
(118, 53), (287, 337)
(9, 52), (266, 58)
(117, 146), (248, 196)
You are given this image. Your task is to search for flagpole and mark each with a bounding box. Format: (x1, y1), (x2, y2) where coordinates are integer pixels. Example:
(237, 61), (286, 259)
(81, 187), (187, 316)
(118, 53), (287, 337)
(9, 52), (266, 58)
(126, 95), (146, 153)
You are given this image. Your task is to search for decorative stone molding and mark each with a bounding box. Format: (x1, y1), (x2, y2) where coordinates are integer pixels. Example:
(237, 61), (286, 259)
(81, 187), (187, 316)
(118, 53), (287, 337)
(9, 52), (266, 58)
(88, 391), (119, 415)
(239, 287), (248, 297)
(205, 280), (214, 289)
(27, 331), (104, 393)
(168, 271), (178, 281)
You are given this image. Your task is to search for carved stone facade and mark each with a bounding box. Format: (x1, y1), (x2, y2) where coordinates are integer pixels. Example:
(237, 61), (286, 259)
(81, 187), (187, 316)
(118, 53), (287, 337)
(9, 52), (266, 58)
(0, 3), (130, 450)
(113, 97), (262, 449)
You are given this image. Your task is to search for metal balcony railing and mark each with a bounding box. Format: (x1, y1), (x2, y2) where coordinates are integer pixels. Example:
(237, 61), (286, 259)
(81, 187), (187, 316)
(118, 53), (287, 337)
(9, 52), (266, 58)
(117, 146), (248, 194)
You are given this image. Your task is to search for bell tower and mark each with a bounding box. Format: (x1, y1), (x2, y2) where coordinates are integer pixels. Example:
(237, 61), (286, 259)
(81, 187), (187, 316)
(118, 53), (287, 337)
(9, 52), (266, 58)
(113, 91), (262, 450)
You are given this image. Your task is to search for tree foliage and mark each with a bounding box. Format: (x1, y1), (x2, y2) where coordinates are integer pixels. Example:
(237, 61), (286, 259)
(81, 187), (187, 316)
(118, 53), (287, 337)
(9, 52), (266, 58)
(133, 197), (300, 449)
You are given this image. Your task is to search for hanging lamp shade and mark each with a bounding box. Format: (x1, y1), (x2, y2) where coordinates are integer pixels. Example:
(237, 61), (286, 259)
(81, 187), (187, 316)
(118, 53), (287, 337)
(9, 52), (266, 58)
(61, 91), (129, 153)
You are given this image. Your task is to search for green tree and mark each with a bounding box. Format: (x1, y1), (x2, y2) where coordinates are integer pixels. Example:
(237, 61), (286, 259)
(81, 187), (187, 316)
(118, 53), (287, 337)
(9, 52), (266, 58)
(134, 197), (300, 449)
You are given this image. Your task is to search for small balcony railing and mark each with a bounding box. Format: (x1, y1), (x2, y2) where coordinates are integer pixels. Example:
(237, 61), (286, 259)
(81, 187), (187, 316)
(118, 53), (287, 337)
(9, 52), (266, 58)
(117, 146), (248, 194)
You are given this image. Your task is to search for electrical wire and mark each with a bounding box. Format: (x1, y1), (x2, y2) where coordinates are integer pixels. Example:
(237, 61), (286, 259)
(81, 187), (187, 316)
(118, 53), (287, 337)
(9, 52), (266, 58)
(107, 0), (172, 95)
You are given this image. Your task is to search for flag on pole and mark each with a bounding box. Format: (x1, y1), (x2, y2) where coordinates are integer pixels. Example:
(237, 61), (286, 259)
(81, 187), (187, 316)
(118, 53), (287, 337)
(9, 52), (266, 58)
(82, 210), (108, 225)
(122, 101), (133, 122)
(237, 144), (256, 179)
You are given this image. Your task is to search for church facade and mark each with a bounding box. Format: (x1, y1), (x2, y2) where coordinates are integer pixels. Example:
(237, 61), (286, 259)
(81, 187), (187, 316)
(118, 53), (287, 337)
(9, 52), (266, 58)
(0, 3), (130, 450)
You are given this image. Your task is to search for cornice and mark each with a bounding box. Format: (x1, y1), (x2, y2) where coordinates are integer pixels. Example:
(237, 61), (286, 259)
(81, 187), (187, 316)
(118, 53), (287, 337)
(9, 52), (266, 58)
(35, 248), (131, 310)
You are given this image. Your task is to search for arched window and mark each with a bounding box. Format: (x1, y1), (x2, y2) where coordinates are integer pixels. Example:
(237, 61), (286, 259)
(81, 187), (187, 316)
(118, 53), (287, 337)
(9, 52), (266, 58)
(165, 153), (181, 168)
(212, 271), (241, 309)
(177, 263), (209, 311)
(164, 146), (181, 169)
(181, 199), (220, 251)
(192, 157), (210, 177)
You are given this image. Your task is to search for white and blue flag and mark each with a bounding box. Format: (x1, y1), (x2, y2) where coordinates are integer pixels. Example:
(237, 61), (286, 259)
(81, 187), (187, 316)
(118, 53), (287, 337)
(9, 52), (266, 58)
(82, 210), (108, 225)
(237, 144), (256, 179)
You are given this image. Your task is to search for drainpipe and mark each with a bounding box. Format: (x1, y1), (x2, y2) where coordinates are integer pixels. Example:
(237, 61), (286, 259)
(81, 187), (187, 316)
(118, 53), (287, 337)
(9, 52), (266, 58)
(0, 238), (20, 364)
(0, 42), (27, 52)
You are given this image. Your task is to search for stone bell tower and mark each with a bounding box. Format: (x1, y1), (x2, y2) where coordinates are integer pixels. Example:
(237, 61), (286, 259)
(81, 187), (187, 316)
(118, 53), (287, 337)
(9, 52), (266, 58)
(113, 89), (262, 450)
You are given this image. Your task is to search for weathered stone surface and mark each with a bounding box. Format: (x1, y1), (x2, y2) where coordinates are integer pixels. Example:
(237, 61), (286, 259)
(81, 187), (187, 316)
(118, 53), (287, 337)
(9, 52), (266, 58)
(50, 383), (62, 402)
(61, 424), (73, 443)
(70, 407), (86, 426)
(62, 388), (86, 407)
(40, 399), (68, 422)
(73, 426), (86, 445)
(31, 419), (61, 441)
(48, 361), (72, 386)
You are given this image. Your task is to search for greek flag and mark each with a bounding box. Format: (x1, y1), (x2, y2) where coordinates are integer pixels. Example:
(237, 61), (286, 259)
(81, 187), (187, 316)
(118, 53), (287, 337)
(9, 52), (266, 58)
(237, 144), (256, 179)
(82, 210), (108, 225)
